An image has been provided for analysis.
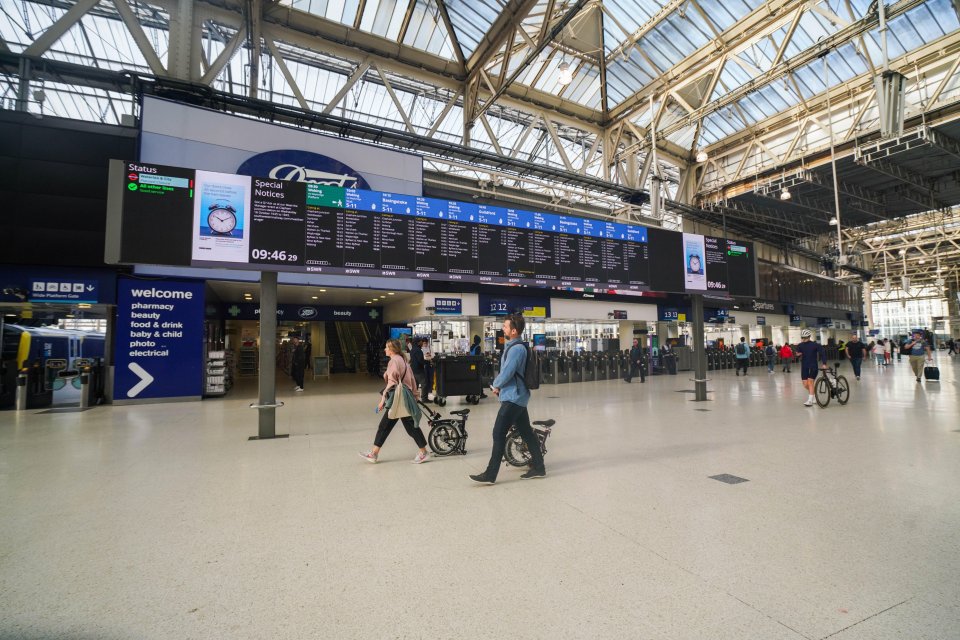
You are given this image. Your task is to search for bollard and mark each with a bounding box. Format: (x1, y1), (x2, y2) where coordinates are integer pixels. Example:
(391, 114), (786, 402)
(15, 370), (27, 411)
(79, 368), (90, 409)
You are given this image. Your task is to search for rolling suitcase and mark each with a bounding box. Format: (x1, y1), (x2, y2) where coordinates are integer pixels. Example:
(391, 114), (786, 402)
(923, 365), (940, 381)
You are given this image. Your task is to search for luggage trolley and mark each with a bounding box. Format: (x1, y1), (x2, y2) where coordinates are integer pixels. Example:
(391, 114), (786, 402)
(432, 355), (485, 406)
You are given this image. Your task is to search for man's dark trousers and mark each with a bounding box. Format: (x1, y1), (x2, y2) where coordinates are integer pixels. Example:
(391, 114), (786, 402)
(850, 357), (863, 378)
(483, 401), (544, 480)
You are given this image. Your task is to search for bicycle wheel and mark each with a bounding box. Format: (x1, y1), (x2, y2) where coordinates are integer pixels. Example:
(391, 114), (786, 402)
(428, 422), (461, 456)
(503, 433), (531, 467)
(835, 376), (850, 405)
(814, 376), (831, 407)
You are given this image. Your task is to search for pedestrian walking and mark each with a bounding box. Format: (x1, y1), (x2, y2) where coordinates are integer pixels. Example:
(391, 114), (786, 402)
(904, 330), (934, 383)
(290, 336), (306, 392)
(735, 337), (750, 376)
(410, 337), (429, 402)
(796, 329), (828, 406)
(883, 338), (892, 366)
(358, 339), (429, 464)
(780, 343), (794, 372)
(470, 314), (545, 484)
(623, 338), (645, 383)
(844, 334), (867, 380)
(872, 339), (886, 368)
(765, 343), (776, 373)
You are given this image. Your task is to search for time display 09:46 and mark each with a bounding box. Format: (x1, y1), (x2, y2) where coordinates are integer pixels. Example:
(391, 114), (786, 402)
(251, 249), (299, 262)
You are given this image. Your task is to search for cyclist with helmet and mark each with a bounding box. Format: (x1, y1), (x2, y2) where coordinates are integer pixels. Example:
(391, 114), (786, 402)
(796, 329), (828, 406)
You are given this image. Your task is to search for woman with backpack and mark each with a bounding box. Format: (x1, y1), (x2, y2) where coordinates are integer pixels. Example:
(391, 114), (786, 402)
(765, 343), (777, 373)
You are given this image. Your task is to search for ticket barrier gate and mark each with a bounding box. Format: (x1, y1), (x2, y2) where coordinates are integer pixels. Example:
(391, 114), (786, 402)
(569, 352), (583, 383)
(555, 353), (570, 384)
(14, 361), (53, 409)
(541, 353), (557, 384)
(581, 354), (596, 382)
(610, 352), (623, 380)
(595, 353), (608, 380)
(0, 359), (16, 409)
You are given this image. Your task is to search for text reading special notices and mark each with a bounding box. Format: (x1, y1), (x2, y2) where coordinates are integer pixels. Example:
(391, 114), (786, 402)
(249, 178), (307, 266)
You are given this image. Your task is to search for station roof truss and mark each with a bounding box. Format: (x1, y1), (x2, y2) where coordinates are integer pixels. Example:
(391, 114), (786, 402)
(1, 0), (959, 271)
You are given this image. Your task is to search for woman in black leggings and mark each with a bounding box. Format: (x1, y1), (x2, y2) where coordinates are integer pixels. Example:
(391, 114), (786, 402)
(359, 339), (429, 464)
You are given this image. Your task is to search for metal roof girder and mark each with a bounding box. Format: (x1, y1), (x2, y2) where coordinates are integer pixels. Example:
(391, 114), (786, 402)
(654, 0), (931, 140)
(609, 0), (807, 123)
(921, 125), (960, 161)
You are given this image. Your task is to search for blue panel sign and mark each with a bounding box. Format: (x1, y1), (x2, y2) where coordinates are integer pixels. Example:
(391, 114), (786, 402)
(114, 279), (205, 402)
(790, 314), (802, 323)
(29, 279), (99, 303)
(434, 298), (462, 315)
(756, 316), (766, 326)
(223, 303), (383, 322)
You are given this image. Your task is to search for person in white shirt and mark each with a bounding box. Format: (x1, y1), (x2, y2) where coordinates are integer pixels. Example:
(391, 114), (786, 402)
(872, 339), (886, 367)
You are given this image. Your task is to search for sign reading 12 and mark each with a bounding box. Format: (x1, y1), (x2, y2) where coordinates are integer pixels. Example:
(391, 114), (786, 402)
(488, 300), (509, 315)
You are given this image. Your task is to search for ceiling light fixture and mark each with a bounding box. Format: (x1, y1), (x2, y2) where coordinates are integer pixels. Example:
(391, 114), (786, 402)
(695, 149), (709, 163)
(780, 188), (792, 201)
(387, 292), (395, 296)
(557, 61), (573, 86)
(918, 258), (926, 264)
(828, 217), (837, 225)
(311, 296), (318, 300)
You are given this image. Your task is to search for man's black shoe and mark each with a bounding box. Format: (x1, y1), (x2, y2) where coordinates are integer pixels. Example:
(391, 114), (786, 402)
(520, 468), (546, 480)
(469, 473), (495, 484)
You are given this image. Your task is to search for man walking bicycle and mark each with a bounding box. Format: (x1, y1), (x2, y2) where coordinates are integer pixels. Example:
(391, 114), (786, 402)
(470, 314), (545, 484)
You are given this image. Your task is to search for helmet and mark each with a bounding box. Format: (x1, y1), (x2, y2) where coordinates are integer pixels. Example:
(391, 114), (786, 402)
(800, 329), (813, 339)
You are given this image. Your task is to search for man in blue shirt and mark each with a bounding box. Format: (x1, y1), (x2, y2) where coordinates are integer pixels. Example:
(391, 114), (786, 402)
(470, 314), (545, 484)
(904, 330), (933, 382)
(796, 329), (828, 406)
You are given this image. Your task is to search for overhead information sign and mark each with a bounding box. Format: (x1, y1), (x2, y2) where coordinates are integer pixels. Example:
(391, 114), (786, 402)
(106, 160), (757, 297)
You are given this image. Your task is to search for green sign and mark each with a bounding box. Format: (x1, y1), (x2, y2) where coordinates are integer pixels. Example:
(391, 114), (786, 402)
(306, 184), (345, 208)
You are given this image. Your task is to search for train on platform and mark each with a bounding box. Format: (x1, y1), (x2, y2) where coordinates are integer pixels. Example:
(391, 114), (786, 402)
(1, 324), (106, 369)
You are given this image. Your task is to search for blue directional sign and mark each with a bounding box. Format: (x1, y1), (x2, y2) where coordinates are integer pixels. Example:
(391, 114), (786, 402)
(29, 279), (99, 303)
(433, 298), (463, 315)
(114, 279), (205, 402)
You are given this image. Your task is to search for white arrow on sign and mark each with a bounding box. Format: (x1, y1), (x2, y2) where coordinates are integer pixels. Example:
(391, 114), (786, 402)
(127, 362), (155, 397)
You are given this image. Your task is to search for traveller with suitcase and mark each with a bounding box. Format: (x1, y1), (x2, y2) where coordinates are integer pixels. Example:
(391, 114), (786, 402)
(903, 330), (934, 383)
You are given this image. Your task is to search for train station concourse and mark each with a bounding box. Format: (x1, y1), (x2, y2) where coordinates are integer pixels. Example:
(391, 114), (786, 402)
(2, 0), (960, 636)
(2, 362), (959, 639)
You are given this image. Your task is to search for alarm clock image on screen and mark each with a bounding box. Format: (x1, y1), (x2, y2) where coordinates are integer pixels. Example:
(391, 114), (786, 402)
(207, 200), (238, 236)
(687, 253), (703, 275)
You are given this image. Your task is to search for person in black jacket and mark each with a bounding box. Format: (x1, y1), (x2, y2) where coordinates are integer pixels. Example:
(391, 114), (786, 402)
(410, 338), (428, 401)
(623, 338), (645, 383)
(290, 336), (306, 392)
(844, 334), (867, 380)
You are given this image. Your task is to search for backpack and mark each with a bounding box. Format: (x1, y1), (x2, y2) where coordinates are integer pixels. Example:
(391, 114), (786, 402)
(505, 342), (541, 391)
(736, 342), (747, 355)
(765, 345), (775, 356)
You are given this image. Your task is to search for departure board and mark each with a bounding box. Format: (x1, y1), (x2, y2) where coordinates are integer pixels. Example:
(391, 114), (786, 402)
(106, 160), (757, 297)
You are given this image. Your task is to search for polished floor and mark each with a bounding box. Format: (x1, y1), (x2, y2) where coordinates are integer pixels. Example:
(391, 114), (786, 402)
(1, 356), (959, 640)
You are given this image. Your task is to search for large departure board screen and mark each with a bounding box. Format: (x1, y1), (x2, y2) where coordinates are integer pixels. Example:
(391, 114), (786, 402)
(106, 160), (756, 297)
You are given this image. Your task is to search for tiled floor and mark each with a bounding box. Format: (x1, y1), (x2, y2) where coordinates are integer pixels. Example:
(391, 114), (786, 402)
(1, 357), (959, 639)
